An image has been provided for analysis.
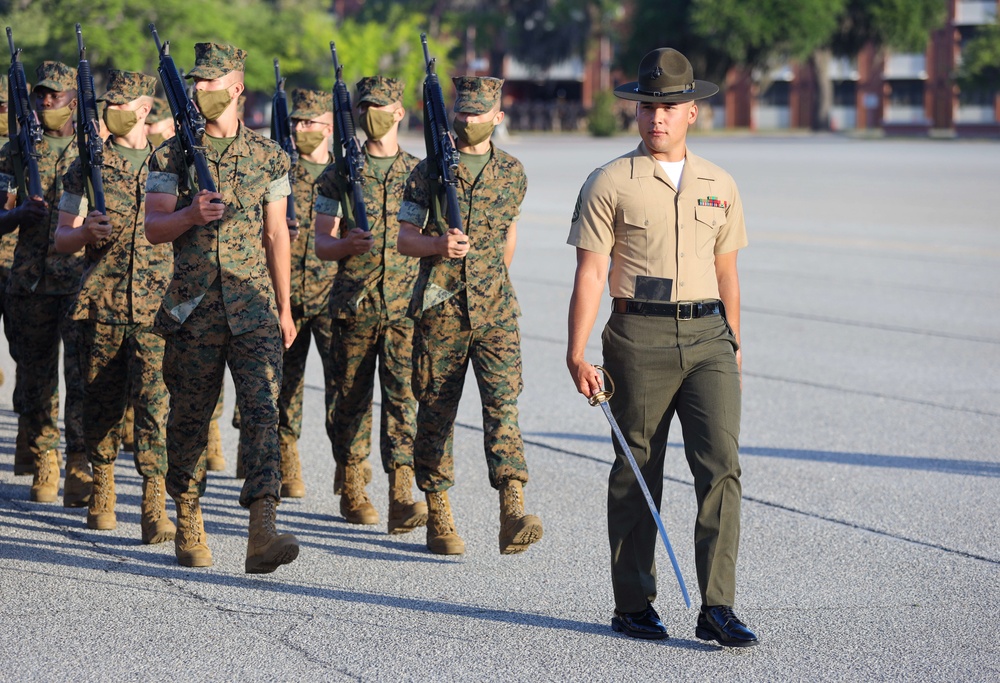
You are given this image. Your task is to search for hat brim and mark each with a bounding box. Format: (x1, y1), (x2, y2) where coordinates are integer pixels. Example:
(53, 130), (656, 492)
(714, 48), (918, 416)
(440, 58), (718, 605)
(98, 93), (131, 105)
(185, 66), (228, 80)
(34, 79), (70, 93)
(453, 103), (495, 115)
(357, 95), (396, 107)
(613, 80), (719, 103)
(288, 108), (328, 120)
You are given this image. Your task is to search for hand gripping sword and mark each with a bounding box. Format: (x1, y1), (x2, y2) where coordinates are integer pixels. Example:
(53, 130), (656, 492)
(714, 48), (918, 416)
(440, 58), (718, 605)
(588, 366), (691, 608)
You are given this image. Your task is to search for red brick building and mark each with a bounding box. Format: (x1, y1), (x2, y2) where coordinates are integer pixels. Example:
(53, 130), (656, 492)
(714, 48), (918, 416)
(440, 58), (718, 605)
(719, 0), (1000, 134)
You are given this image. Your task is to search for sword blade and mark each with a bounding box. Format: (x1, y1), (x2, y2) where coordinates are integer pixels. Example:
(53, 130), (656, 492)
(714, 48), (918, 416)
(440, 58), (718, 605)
(598, 399), (692, 609)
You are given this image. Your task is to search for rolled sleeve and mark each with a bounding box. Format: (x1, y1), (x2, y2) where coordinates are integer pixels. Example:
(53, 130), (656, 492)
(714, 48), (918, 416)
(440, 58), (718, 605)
(265, 173), (291, 203)
(397, 200), (427, 228)
(314, 194), (342, 217)
(58, 192), (89, 217)
(146, 171), (179, 196)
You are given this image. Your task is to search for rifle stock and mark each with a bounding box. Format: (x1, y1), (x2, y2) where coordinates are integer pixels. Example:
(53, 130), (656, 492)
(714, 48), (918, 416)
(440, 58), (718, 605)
(420, 33), (463, 234)
(271, 59), (297, 227)
(329, 42), (368, 232)
(5, 27), (44, 202)
(75, 23), (106, 215)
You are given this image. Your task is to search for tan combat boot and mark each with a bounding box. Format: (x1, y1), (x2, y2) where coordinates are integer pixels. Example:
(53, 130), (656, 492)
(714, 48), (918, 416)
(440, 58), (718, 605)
(30, 449), (60, 503)
(333, 458), (372, 495)
(174, 495), (212, 567)
(63, 451), (93, 508)
(279, 436), (305, 499)
(425, 491), (465, 555)
(206, 419), (225, 471)
(141, 476), (176, 545)
(387, 465), (428, 534)
(120, 405), (136, 452)
(87, 463), (117, 530)
(245, 496), (300, 573)
(498, 480), (544, 554)
(340, 462), (379, 525)
(13, 416), (33, 476)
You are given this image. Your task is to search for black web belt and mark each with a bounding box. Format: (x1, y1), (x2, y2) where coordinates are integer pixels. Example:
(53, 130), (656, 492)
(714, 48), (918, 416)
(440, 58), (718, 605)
(612, 298), (722, 320)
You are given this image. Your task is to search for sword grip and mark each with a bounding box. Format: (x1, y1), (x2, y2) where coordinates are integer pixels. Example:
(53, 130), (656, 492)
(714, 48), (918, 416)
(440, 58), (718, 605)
(588, 364), (615, 405)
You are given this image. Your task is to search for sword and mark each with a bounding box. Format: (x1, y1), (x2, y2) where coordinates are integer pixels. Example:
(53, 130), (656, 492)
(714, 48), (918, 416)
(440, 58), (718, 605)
(588, 365), (692, 608)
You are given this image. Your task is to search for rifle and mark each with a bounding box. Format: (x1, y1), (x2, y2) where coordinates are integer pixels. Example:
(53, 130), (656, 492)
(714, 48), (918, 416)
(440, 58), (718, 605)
(5, 27), (43, 202)
(270, 58), (296, 227)
(329, 42), (368, 232)
(75, 23), (106, 214)
(419, 33), (463, 234)
(148, 24), (219, 200)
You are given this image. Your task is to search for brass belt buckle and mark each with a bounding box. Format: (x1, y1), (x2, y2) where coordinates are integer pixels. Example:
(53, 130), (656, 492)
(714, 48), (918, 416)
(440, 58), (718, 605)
(676, 301), (694, 320)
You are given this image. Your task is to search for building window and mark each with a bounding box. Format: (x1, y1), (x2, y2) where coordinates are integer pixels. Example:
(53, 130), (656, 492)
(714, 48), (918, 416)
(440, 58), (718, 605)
(759, 81), (790, 107)
(885, 80), (927, 123)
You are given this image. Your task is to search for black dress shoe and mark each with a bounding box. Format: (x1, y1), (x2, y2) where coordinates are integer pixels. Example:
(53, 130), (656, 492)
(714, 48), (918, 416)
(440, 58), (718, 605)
(611, 602), (669, 640)
(695, 605), (759, 647)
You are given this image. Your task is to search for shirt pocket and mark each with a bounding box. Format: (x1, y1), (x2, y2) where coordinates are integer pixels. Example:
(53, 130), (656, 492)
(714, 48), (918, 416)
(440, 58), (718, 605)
(233, 180), (266, 228)
(617, 207), (649, 257)
(694, 205), (726, 257)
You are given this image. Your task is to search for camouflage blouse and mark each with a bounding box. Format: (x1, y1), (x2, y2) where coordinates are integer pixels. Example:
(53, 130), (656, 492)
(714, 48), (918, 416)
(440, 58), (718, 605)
(397, 143), (526, 330)
(314, 147), (420, 321)
(0, 135), (83, 295)
(0, 135), (15, 279)
(288, 159), (337, 319)
(59, 140), (173, 324)
(145, 124), (290, 335)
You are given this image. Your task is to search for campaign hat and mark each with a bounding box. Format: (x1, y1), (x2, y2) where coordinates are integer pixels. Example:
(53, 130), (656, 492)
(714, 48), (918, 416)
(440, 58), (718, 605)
(613, 48), (718, 103)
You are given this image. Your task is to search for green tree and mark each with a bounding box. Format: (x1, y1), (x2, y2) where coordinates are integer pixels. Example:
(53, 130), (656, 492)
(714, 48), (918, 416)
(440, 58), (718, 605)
(0, 0), (454, 109)
(691, 0), (845, 73)
(617, 0), (734, 92)
(814, 0), (946, 129)
(686, 0), (844, 129)
(956, 20), (1000, 93)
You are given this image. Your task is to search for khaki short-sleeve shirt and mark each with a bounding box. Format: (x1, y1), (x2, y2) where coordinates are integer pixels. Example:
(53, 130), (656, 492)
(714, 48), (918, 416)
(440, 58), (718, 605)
(568, 143), (747, 301)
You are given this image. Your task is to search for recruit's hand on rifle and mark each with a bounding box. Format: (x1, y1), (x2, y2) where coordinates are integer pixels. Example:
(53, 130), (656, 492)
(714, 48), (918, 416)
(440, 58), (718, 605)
(439, 228), (470, 259)
(14, 196), (48, 226)
(187, 190), (225, 226)
(342, 227), (374, 255)
(81, 210), (112, 243)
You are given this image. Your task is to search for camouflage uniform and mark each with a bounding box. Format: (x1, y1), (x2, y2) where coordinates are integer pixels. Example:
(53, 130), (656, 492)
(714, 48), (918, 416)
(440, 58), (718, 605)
(270, 89), (336, 455)
(0, 74), (11, 394)
(0, 62), (85, 467)
(0, 74), (15, 343)
(397, 76), (529, 493)
(59, 71), (172, 478)
(146, 46), (291, 509)
(315, 77), (420, 474)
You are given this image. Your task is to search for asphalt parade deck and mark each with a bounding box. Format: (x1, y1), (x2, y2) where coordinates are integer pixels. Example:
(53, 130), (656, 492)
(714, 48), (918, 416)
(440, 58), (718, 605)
(1, 132), (997, 681)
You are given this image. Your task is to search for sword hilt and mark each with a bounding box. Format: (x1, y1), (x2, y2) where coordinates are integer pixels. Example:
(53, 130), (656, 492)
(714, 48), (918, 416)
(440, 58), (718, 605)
(587, 364), (615, 405)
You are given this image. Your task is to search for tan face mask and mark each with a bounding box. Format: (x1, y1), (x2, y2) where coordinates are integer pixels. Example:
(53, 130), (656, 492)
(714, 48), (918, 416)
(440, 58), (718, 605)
(294, 130), (326, 155)
(40, 106), (74, 132)
(0, 115), (8, 137)
(194, 88), (233, 122)
(359, 108), (395, 142)
(148, 132), (166, 147)
(453, 119), (494, 146)
(104, 108), (138, 137)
